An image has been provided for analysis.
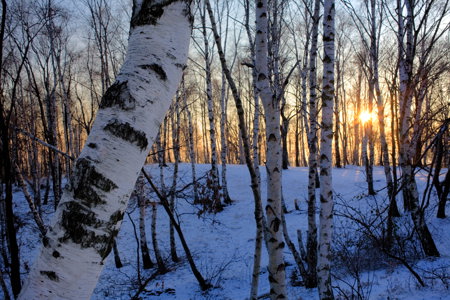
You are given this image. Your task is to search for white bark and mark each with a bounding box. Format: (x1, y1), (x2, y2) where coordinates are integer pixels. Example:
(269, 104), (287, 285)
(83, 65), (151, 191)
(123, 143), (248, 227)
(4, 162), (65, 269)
(182, 77), (199, 202)
(255, 0), (286, 298)
(136, 174), (154, 269)
(18, 1), (192, 298)
(306, 0), (320, 288)
(318, 0), (335, 298)
(200, 1), (221, 210)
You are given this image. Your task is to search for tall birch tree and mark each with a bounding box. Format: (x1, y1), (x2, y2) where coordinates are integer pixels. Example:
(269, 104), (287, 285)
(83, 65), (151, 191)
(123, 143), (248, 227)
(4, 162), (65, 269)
(18, 1), (192, 298)
(255, 0), (286, 298)
(318, 0), (335, 297)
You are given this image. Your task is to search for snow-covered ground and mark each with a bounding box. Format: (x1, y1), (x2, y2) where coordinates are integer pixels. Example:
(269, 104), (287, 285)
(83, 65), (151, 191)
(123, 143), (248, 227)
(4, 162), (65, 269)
(11, 164), (450, 299)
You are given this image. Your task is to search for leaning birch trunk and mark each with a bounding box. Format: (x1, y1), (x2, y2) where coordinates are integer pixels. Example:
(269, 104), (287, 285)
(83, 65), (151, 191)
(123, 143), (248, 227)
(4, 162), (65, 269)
(306, 0), (321, 288)
(318, 0), (335, 298)
(18, 2), (192, 298)
(255, 0), (286, 298)
(208, 0), (264, 298)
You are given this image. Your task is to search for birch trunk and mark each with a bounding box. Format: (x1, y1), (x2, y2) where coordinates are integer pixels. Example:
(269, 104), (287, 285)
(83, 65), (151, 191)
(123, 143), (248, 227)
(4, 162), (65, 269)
(169, 99), (180, 261)
(318, 0), (335, 297)
(200, 2), (221, 211)
(353, 70), (362, 165)
(208, 0), (265, 297)
(396, 0), (439, 257)
(369, 0), (397, 213)
(305, 0), (321, 288)
(182, 78), (199, 203)
(220, 74), (232, 204)
(255, 0), (286, 298)
(136, 174), (154, 269)
(243, 1), (264, 297)
(18, 2), (192, 298)
(366, 78), (376, 195)
(151, 202), (166, 272)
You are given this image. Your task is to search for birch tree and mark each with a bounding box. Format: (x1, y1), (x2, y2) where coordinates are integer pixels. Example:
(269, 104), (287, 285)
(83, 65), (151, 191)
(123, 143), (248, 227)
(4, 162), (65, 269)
(318, 0), (335, 297)
(18, 1), (192, 298)
(255, 0), (286, 298)
(395, 0), (445, 257)
(199, 0), (221, 211)
(305, 0), (321, 288)
(205, 1), (266, 298)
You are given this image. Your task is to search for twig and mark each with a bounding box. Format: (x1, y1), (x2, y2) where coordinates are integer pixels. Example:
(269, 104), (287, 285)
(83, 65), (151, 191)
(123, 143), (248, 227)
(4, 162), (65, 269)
(141, 168), (211, 291)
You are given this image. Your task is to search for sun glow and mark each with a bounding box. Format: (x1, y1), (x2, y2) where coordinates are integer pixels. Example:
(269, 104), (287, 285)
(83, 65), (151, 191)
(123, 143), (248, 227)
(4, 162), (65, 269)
(359, 111), (375, 124)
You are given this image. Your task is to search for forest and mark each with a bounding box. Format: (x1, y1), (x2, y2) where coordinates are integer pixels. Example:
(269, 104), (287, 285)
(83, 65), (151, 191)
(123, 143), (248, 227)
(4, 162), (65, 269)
(0, 0), (449, 299)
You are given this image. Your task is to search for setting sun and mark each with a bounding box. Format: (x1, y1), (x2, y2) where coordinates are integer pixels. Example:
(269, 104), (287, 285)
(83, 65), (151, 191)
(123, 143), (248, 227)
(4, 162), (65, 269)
(359, 111), (375, 124)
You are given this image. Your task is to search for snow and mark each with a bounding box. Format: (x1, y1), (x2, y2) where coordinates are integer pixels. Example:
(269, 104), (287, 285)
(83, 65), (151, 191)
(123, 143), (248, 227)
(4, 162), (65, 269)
(9, 164), (450, 299)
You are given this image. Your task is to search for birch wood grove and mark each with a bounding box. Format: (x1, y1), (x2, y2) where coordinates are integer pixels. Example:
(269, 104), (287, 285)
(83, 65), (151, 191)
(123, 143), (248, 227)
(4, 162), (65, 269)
(2, 0), (450, 299)
(18, 1), (192, 298)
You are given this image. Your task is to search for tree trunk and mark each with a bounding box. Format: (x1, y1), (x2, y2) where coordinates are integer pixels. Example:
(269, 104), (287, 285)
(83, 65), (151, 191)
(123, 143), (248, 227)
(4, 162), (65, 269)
(305, 0), (321, 288)
(200, 2), (221, 211)
(169, 99), (180, 261)
(137, 174), (154, 269)
(151, 202), (166, 272)
(208, 0), (265, 298)
(18, 2), (192, 298)
(182, 78), (199, 203)
(318, 0), (335, 298)
(255, 1), (286, 298)
(397, 0), (439, 257)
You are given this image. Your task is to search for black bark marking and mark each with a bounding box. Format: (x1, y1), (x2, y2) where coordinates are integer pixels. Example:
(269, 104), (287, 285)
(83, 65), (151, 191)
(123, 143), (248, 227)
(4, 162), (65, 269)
(131, 0), (179, 28)
(104, 119), (148, 151)
(268, 133), (277, 142)
(59, 201), (120, 259)
(166, 52), (176, 60)
(52, 250), (60, 258)
(70, 158), (118, 207)
(272, 217), (281, 232)
(175, 63), (185, 69)
(40, 271), (59, 282)
(110, 210), (124, 224)
(139, 64), (167, 81)
(99, 81), (135, 111)
(258, 73), (267, 81)
(43, 236), (50, 248)
(276, 263), (285, 271)
(87, 143), (97, 149)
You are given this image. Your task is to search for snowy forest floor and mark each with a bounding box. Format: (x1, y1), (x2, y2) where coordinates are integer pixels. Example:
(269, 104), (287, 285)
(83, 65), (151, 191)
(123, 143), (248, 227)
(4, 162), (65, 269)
(13, 164), (450, 299)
